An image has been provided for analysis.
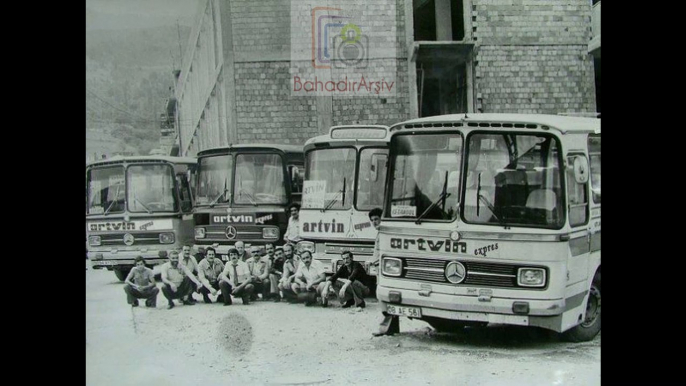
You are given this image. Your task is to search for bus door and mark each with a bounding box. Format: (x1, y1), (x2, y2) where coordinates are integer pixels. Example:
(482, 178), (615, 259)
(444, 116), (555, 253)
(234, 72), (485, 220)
(564, 150), (592, 310)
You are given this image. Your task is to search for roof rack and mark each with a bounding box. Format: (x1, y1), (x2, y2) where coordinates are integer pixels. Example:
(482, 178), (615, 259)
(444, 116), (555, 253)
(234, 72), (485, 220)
(557, 112), (601, 118)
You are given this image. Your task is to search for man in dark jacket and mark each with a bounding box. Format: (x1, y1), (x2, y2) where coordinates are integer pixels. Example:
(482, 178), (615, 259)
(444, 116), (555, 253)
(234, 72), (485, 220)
(323, 251), (370, 308)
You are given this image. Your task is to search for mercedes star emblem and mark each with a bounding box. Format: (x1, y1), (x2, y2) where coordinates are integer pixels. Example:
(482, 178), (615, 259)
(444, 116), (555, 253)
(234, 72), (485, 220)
(445, 261), (466, 284)
(123, 233), (135, 246)
(225, 226), (237, 240)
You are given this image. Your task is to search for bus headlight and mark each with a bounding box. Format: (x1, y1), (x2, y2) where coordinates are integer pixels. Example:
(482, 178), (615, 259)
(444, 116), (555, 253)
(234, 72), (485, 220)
(518, 268), (546, 287)
(88, 236), (101, 246)
(382, 257), (402, 277)
(159, 233), (175, 244)
(297, 241), (315, 254)
(262, 227), (279, 239)
(195, 227), (206, 239)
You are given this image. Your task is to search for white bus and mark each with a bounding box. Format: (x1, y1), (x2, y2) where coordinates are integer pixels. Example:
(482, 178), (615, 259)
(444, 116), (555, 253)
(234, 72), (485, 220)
(297, 125), (390, 284)
(375, 114), (600, 341)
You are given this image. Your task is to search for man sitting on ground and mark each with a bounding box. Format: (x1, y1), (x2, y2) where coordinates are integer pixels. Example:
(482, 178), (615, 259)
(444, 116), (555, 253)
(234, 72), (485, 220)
(291, 250), (327, 306)
(219, 248), (255, 305)
(160, 250), (203, 309)
(322, 251), (370, 308)
(123, 256), (159, 308)
(279, 243), (300, 302)
(269, 246), (285, 302)
(246, 246), (271, 301)
(196, 247), (226, 304)
(179, 244), (200, 304)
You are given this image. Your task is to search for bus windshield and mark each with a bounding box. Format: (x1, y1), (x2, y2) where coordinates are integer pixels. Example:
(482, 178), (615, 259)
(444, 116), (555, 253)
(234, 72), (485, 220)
(303, 148), (356, 210)
(357, 148), (388, 210)
(387, 133), (462, 221)
(196, 155), (233, 206)
(126, 164), (178, 213)
(87, 166), (125, 215)
(462, 133), (564, 228)
(234, 153), (287, 205)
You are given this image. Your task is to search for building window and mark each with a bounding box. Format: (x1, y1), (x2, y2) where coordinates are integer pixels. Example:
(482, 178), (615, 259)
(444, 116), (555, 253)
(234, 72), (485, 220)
(413, 0), (465, 41)
(418, 62), (468, 117)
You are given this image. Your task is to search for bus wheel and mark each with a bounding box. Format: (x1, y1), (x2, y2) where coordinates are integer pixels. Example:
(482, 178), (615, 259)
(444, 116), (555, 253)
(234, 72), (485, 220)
(562, 271), (601, 342)
(114, 268), (130, 282)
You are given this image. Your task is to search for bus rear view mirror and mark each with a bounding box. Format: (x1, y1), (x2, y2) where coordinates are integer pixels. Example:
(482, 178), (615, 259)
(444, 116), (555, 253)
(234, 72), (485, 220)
(572, 155), (589, 184)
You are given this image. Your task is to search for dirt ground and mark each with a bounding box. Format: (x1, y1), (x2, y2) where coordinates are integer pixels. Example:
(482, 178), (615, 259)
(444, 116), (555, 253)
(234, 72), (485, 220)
(86, 263), (600, 386)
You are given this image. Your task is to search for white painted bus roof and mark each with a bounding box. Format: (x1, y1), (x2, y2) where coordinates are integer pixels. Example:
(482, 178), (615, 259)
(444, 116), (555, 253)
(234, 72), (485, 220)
(390, 113), (600, 134)
(86, 155), (197, 167)
(304, 125), (391, 146)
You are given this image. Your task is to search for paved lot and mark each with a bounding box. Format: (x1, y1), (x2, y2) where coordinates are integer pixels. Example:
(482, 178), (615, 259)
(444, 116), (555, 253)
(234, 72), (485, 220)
(86, 264), (600, 386)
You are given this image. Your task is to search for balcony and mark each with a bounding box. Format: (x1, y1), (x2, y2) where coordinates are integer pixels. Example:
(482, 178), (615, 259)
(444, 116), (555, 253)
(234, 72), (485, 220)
(589, 1), (600, 57)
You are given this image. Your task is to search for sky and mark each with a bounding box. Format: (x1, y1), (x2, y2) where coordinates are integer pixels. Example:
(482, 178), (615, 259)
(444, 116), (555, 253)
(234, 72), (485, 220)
(86, 0), (202, 31)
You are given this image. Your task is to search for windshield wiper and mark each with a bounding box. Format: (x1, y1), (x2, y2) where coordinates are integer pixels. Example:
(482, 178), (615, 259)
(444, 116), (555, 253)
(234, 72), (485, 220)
(133, 196), (153, 214)
(476, 172), (504, 224)
(416, 171), (450, 224)
(322, 177), (346, 213)
(104, 184), (121, 215)
(238, 189), (257, 206)
(209, 188), (229, 208)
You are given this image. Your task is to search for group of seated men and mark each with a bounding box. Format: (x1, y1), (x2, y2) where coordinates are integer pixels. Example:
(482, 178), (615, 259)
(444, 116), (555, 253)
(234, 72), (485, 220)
(123, 242), (371, 310)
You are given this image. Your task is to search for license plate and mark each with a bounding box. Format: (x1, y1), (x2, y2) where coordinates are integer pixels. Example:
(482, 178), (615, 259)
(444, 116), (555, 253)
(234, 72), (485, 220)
(98, 261), (116, 266)
(386, 305), (422, 318)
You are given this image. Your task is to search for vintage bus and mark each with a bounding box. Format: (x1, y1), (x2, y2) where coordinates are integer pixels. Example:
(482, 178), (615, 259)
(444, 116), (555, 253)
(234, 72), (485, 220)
(297, 125), (390, 283)
(86, 156), (197, 281)
(192, 144), (304, 259)
(375, 114), (600, 341)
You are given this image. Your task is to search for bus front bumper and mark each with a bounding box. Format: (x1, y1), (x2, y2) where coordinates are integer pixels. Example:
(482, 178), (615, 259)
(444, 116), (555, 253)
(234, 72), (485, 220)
(88, 250), (169, 270)
(376, 285), (566, 329)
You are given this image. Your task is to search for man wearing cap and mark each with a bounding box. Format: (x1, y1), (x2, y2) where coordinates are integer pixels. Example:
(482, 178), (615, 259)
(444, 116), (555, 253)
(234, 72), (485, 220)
(291, 250), (327, 306)
(246, 246), (271, 301)
(123, 256), (159, 308)
(219, 248), (255, 305)
(323, 250), (370, 308)
(196, 247), (226, 304)
(160, 250), (203, 309)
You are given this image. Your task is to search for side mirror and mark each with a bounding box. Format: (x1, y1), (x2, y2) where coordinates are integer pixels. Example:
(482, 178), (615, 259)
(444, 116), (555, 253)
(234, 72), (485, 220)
(572, 155), (589, 184)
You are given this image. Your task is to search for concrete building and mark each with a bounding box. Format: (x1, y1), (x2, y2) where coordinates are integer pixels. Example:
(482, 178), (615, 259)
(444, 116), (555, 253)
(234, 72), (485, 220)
(172, 0), (598, 156)
(589, 0), (600, 112)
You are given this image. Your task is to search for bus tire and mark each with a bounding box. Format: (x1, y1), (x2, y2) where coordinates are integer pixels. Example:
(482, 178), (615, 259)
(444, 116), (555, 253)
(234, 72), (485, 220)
(114, 268), (130, 282)
(562, 271), (601, 342)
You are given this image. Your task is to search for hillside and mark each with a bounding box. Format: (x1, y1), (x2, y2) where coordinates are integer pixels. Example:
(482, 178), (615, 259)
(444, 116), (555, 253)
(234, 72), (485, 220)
(86, 23), (192, 157)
